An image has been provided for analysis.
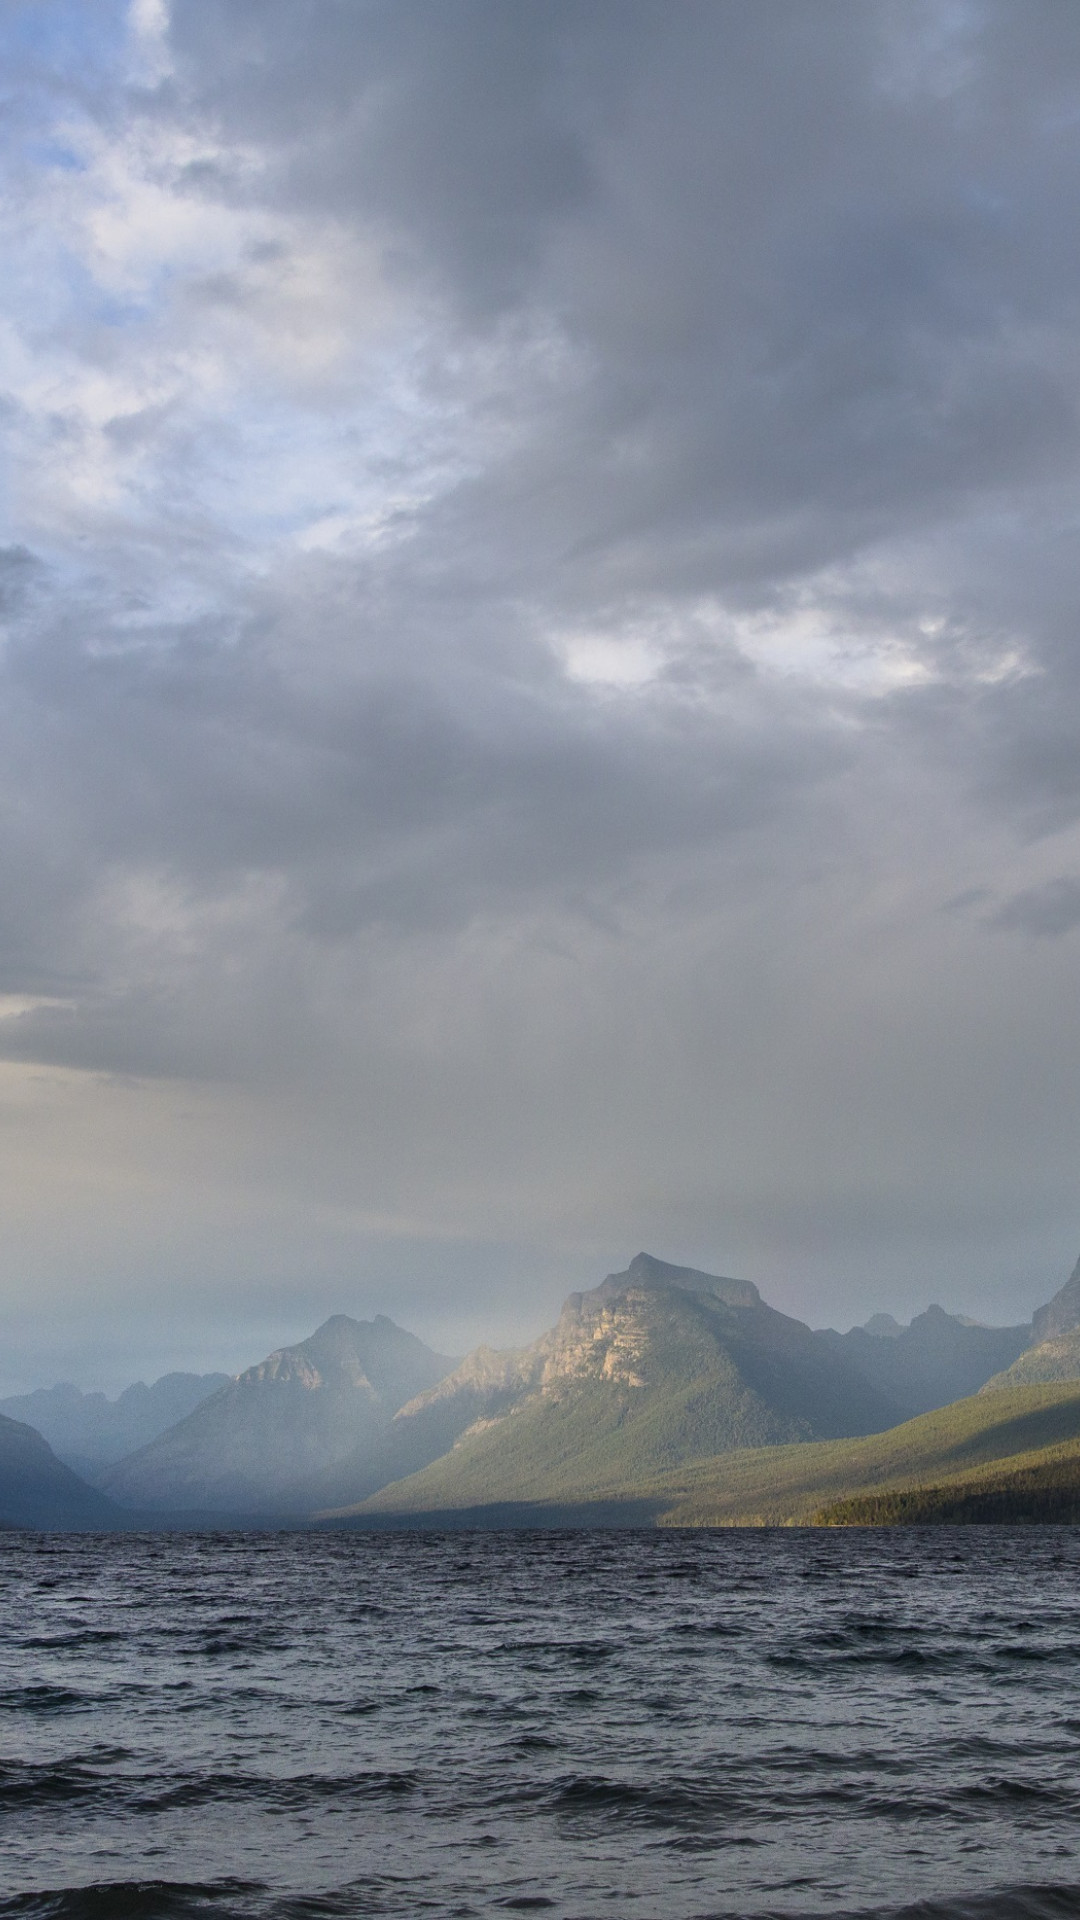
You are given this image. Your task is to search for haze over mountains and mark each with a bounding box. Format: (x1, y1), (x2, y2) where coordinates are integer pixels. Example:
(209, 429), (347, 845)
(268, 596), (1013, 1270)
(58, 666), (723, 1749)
(100, 1315), (455, 1515)
(6, 1249), (1080, 1530)
(0, 1374), (228, 1481)
(0, 1416), (119, 1530)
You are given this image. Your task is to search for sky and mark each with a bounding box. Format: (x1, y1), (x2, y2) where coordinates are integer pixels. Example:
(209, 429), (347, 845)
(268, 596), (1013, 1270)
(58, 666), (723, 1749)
(3, 0), (1080, 1391)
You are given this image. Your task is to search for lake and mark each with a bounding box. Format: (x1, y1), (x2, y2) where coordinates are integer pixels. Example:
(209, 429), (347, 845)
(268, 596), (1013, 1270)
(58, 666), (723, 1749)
(3, 1527), (1080, 1918)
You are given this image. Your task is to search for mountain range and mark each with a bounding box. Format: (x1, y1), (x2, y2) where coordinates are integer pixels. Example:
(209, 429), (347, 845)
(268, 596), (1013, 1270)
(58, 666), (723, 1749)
(0, 1372), (228, 1481)
(7, 1248), (1080, 1529)
(100, 1313), (455, 1514)
(336, 1254), (1030, 1521)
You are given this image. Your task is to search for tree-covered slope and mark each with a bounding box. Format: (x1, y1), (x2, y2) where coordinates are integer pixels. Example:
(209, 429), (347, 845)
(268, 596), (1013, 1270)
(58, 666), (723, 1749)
(815, 1457), (1080, 1525)
(982, 1325), (1080, 1391)
(642, 1381), (1080, 1526)
(332, 1380), (1080, 1530)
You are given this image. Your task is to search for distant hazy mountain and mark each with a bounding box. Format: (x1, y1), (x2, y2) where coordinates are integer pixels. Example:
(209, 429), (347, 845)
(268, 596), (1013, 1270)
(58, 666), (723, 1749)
(335, 1254), (907, 1519)
(0, 1414), (121, 1529)
(100, 1315), (455, 1514)
(859, 1313), (903, 1338)
(819, 1306), (1031, 1418)
(0, 1373), (229, 1480)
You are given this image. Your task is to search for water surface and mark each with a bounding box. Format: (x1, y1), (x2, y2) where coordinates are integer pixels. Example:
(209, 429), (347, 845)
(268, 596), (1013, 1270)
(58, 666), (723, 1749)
(2, 1527), (1080, 1918)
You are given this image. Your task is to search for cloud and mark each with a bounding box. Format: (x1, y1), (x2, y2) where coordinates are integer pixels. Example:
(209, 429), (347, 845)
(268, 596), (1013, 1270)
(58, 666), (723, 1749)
(993, 878), (1080, 939)
(3, 1), (1080, 1378)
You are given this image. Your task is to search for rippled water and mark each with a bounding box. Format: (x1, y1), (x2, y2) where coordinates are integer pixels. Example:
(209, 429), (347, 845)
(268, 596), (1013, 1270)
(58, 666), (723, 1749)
(3, 1529), (1080, 1918)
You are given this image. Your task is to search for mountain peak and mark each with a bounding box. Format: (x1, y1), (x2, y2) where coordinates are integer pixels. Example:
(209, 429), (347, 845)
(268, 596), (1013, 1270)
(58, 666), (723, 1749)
(860, 1313), (903, 1338)
(101, 1312), (456, 1514)
(610, 1252), (761, 1310)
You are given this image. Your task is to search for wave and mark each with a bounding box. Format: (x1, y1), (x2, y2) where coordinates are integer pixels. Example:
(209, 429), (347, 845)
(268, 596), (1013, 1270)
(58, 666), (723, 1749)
(133, 1768), (420, 1813)
(0, 1884), (263, 1920)
(7, 1880), (1080, 1920)
(765, 1641), (1080, 1673)
(0, 1756), (131, 1809)
(545, 1770), (753, 1824)
(0, 1685), (89, 1714)
(812, 1889), (1080, 1920)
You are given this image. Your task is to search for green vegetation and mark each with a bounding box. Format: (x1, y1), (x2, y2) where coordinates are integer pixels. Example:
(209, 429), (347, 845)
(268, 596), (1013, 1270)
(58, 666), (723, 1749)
(343, 1364), (808, 1518)
(339, 1381), (1080, 1528)
(815, 1456), (1080, 1525)
(650, 1381), (1080, 1525)
(981, 1325), (1080, 1392)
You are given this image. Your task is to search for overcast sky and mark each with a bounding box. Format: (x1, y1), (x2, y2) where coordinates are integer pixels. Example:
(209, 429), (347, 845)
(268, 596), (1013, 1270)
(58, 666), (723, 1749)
(4, 0), (1080, 1389)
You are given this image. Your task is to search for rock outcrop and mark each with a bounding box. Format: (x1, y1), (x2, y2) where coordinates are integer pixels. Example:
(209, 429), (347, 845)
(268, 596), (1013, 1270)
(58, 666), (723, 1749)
(1031, 1254), (1080, 1345)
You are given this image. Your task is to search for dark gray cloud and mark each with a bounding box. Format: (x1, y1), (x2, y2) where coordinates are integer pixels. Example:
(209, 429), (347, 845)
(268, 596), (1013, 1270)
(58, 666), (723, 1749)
(2, 1), (1080, 1383)
(994, 878), (1080, 939)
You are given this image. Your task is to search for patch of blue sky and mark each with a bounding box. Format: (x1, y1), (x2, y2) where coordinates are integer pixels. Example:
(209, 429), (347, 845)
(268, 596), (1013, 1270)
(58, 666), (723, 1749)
(0, 0), (129, 80)
(0, 224), (153, 344)
(23, 139), (87, 174)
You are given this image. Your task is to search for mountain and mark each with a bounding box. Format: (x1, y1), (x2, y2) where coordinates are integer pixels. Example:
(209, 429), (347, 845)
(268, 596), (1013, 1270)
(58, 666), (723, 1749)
(819, 1305), (1031, 1417)
(100, 1314), (456, 1515)
(320, 1253), (1046, 1526)
(0, 1414), (121, 1529)
(336, 1379), (1080, 1531)
(1031, 1253), (1080, 1344)
(859, 1313), (902, 1338)
(0, 1373), (229, 1480)
(61, 1248), (1078, 1526)
(978, 1255), (1080, 1391)
(982, 1325), (1080, 1391)
(673, 1380), (1080, 1527)
(328, 1253), (910, 1520)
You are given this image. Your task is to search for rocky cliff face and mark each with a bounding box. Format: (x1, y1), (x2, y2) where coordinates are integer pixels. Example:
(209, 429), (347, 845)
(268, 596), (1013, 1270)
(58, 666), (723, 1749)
(421, 1252), (1015, 1434)
(100, 1314), (456, 1514)
(1031, 1255), (1080, 1344)
(976, 1253), (1080, 1391)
